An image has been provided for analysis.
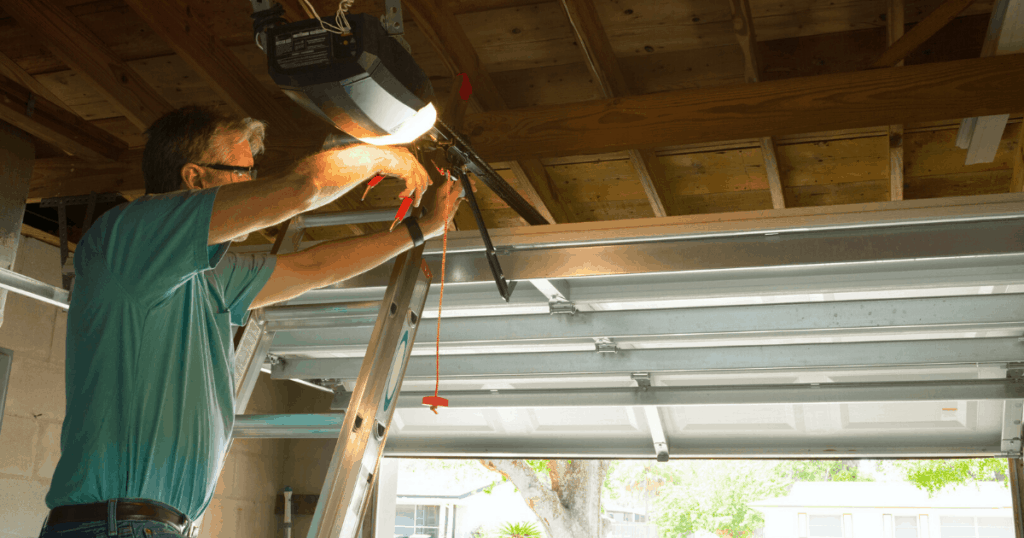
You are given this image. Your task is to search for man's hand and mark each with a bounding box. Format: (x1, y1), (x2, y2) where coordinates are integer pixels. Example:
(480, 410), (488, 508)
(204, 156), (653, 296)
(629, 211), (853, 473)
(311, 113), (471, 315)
(373, 146), (432, 206)
(421, 175), (476, 239)
(297, 145), (431, 207)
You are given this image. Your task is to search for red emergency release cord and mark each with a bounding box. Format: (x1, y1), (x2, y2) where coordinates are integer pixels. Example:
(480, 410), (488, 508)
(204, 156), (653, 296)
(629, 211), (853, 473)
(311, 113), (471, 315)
(422, 169), (454, 414)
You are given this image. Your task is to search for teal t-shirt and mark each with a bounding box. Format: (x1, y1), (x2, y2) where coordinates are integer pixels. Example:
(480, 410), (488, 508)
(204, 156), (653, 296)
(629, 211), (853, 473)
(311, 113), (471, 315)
(45, 187), (276, 520)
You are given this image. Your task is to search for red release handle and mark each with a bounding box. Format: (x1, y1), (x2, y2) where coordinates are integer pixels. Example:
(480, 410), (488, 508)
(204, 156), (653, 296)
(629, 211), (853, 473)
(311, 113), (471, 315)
(395, 196), (414, 222)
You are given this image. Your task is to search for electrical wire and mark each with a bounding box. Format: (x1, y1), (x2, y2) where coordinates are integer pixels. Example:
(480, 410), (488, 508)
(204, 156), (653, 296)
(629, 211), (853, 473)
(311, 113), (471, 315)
(297, 0), (355, 34)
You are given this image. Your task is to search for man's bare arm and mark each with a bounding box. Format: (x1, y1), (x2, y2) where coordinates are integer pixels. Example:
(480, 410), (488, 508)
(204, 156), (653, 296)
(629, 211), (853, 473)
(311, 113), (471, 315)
(249, 178), (465, 308)
(207, 145), (430, 245)
(249, 228), (414, 309)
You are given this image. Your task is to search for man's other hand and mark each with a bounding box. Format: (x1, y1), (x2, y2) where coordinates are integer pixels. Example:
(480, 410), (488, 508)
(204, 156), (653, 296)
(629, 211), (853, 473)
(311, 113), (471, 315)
(422, 175), (476, 239)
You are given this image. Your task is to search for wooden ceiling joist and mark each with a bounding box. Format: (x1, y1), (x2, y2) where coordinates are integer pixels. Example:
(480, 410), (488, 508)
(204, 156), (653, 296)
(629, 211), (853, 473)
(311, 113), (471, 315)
(887, 0), (906, 201)
(463, 54), (1024, 162)
(0, 73), (127, 162)
(3, 0), (173, 132)
(558, 0), (669, 217)
(729, 0), (785, 210)
(957, 0), (1023, 165)
(1012, 123), (1024, 193)
(0, 52), (74, 116)
(123, 0), (304, 136)
(872, 0), (977, 68)
(405, 0), (569, 224)
(27, 150), (143, 204)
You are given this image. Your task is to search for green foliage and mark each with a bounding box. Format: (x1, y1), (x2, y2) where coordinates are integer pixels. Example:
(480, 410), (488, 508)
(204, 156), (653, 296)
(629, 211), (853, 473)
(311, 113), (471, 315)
(498, 521), (542, 538)
(526, 460), (550, 475)
(607, 460), (870, 538)
(651, 461), (792, 538)
(781, 460), (872, 483)
(879, 458), (1008, 496)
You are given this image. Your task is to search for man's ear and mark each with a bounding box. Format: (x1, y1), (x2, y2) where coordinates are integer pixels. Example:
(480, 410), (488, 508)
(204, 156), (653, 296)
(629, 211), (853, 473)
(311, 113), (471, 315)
(180, 163), (204, 190)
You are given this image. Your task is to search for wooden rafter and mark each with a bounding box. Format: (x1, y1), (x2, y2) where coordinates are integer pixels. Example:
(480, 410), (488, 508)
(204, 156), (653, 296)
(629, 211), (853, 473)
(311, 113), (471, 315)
(729, 0), (785, 210)
(20, 223), (74, 253)
(1012, 123), (1024, 193)
(558, 0), (669, 217)
(0, 52), (74, 115)
(888, 0), (906, 201)
(405, 0), (569, 224)
(463, 55), (1024, 162)
(4, 0), (173, 132)
(27, 150), (142, 203)
(958, 0), (1022, 166)
(872, 0), (977, 68)
(123, 0), (304, 136)
(0, 74), (127, 162)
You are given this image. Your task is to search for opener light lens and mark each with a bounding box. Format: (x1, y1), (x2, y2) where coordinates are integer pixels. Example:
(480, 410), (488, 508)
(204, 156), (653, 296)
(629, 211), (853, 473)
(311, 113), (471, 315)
(357, 103), (437, 146)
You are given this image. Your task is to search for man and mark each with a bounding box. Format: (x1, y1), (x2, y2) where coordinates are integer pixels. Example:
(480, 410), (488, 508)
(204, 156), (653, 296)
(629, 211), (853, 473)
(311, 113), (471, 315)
(39, 106), (464, 537)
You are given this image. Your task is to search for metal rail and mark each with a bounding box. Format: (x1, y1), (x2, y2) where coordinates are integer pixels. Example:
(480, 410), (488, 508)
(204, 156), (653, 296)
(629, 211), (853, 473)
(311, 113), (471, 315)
(0, 267), (70, 309)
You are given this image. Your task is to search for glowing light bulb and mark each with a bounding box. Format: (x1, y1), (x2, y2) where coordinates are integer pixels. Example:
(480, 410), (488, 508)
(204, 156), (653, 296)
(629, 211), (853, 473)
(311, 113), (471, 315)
(357, 103), (437, 146)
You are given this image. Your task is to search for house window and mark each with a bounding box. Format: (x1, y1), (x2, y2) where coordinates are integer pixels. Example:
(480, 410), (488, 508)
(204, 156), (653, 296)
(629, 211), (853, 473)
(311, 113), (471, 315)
(940, 516), (1013, 538)
(809, 515), (844, 538)
(395, 504), (441, 538)
(894, 516), (918, 538)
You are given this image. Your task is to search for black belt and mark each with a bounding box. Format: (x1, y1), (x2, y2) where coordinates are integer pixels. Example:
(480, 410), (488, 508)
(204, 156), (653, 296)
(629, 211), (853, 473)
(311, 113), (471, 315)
(47, 499), (193, 536)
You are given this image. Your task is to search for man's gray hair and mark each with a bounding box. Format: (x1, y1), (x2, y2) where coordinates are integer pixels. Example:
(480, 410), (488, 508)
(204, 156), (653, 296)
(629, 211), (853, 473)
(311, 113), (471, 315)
(143, 106), (269, 194)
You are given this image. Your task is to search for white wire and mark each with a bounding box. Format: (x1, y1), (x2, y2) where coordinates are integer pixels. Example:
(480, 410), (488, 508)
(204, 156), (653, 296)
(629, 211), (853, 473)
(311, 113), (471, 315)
(299, 0), (355, 35)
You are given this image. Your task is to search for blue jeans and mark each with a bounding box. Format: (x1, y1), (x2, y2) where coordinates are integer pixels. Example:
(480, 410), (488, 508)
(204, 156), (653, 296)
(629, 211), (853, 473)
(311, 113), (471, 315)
(38, 520), (187, 538)
(38, 499), (191, 538)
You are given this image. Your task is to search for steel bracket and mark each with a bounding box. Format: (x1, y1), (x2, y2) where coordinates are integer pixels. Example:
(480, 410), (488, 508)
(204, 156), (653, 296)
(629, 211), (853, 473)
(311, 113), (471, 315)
(383, 0), (404, 36)
(549, 302), (576, 315)
(595, 339), (618, 353)
(632, 372), (652, 389)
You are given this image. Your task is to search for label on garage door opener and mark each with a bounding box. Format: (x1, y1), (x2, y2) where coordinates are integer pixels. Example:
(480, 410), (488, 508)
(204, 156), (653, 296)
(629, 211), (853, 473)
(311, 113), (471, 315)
(274, 28), (332, 70)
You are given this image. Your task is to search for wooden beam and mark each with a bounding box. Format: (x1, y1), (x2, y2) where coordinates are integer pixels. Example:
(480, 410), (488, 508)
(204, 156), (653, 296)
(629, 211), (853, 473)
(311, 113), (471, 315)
(405, 0), (568, 224)
(463, 55), (1024, 162)
(760, 137), (786, 209)
(4, 0), (173, 131)
(872, 0), (976, 68)
(0, 74), (127, 162)
(888, 0), (906, 201)
(0, 52), (74, 115)
(27, 150), (142, 203)
(730, 0), (762, 85)
(730, 0), (785, 210)
(1012, 121), (1024, 193)
(20, 223), (75, 253)
(958, 0), (1022, 165)
(558, 0), (668, 217)
(123, 0), (303, 135)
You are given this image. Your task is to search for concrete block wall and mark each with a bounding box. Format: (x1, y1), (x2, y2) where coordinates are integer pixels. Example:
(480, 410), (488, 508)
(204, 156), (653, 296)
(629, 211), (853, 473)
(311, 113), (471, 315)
(0, 237), (70, 538)
(0, 235), (299, 538)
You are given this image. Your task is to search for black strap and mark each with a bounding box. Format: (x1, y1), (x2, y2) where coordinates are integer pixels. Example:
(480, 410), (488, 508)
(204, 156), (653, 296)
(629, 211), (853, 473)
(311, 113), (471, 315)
(404, 216), (425, 247)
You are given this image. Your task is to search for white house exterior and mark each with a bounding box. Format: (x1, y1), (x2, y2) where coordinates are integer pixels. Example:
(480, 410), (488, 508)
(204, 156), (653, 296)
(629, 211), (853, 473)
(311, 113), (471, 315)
(750, 482), (1014, 538)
